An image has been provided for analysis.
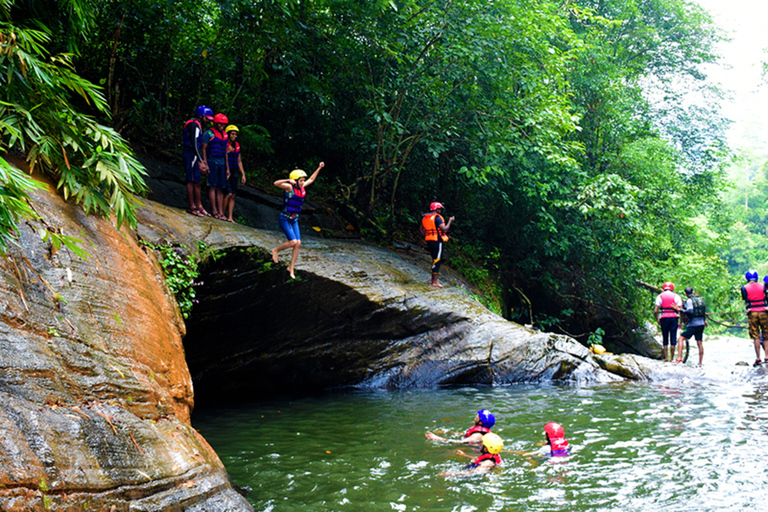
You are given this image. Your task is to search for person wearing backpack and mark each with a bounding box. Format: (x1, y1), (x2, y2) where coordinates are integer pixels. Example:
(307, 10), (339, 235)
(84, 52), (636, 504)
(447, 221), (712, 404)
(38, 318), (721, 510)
(677, 286), (707, 365)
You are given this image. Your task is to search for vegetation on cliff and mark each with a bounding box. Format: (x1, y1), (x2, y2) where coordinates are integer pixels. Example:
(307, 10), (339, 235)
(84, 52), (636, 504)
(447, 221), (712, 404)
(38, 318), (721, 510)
(2, 0), (749, 343)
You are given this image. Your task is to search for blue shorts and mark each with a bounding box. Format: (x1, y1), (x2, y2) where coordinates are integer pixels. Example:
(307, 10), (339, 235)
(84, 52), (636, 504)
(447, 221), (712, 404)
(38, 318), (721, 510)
(207, 159), (227, 190)
(183, 149), (201, 184)
(279, 214), (300, 241)
(226, 172), (239, 196)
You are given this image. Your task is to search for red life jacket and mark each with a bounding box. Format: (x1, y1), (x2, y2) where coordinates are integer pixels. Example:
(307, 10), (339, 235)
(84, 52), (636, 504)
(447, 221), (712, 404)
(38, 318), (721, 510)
(471, 453), (501, 467)
(549, 436), (569, 456)
(463, 425), (491, 438)
(182, 118), (202, 148)
(744, 282), (768, 312)
(422, 213), (448, 242)
(658, 291), (679, 319)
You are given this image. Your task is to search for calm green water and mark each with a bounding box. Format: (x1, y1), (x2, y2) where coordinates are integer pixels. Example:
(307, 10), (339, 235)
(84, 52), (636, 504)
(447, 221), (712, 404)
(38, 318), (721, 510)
(193, 338), (768, 511)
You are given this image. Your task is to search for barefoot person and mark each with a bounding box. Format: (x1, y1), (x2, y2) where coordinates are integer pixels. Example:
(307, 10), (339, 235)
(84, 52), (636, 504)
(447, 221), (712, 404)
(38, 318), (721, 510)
(425, 409), (495, 445)
(182, 105), (212, 217)
(420, 202), (454, 288)
(271, 162), (324, 279)
(224, 124), (246, 222)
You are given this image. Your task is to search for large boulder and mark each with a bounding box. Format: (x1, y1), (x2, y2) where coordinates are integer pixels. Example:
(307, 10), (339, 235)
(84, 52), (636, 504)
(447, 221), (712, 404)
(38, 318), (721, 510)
(0, 180), (252, 511)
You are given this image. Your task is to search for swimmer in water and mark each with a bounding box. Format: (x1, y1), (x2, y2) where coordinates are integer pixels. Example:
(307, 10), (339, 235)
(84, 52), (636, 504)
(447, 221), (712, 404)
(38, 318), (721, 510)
(439, 432), (504, 477)
(425, 409), (495, 445)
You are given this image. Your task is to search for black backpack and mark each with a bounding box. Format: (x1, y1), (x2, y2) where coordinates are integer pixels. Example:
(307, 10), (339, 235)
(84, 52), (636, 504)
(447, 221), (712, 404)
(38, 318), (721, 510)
(683, 295), (706, 323)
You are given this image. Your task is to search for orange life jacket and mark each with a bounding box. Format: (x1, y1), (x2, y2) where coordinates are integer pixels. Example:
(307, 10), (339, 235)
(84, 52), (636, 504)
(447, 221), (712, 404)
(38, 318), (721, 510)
(422, 213), (448, 242)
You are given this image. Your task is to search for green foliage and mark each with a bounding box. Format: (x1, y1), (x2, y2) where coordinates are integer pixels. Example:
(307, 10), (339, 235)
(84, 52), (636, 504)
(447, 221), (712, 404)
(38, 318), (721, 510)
(28, 0), (734, 339)
(588, 328), (605, 346)
(0, 0), (148, 252)
(141, 241), (199, 319)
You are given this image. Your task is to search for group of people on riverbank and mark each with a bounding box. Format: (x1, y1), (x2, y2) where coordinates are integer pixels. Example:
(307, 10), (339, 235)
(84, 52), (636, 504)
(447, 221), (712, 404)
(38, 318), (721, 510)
(182, 106), (246, 222)
(655, 271), (768, 367)
(425, 409), (570, 477)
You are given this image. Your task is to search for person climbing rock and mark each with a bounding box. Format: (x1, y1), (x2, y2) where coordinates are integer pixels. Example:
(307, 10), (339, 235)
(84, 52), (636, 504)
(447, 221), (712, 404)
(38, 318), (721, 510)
(678, 286), (707, 365)
(654, 281), (682, 362)
(426, 409), (495, 445)
(271, 162), (324, 279)
(440, 433), (503, 477)
(420, 202), (454, 288)
(741, 270), (768, 366)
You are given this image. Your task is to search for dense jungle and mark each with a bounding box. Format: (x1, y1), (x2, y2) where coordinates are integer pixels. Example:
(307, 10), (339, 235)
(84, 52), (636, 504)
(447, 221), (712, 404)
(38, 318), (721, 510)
(1, 0), (764, 346)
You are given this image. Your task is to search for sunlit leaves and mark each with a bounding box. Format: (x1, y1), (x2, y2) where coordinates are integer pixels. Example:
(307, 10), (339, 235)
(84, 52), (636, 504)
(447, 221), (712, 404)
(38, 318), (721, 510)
(0, 0), (147, 251)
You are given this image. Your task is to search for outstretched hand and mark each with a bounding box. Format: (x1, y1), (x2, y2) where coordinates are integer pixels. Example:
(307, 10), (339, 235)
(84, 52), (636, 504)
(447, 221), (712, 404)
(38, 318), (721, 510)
(425, 431), (445, 441)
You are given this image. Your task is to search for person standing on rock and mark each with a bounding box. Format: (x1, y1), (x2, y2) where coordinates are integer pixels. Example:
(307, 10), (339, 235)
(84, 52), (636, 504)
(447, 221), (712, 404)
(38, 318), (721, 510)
(201, 113), (230, 220)
(420, 202), (454, 288)
(271, 162), (324, 279)
(182, 105), (212, 217)
(677, 286), (707, 366)
(223, 125), (246, 223)
(654, 281), (682, 362)
(741, 270), (768, 366)
(426, 409), (495, 445)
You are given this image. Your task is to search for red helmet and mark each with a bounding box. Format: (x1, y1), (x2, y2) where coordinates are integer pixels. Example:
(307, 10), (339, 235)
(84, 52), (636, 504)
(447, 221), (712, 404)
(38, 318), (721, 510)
(544, 422), (565, 438)
(429, 202), (444, 211)
(544, 422), (569, 451)
(662, 281), (674, 291)
(213, 113), (228, 124)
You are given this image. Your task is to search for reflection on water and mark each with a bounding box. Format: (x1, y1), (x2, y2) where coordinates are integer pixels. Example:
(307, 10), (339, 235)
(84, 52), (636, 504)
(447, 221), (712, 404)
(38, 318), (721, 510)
(192, 338), (768, 511)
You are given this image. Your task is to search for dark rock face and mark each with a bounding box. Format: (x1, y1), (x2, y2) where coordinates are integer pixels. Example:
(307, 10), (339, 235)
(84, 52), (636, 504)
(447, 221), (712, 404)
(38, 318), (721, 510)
(0, 182), (252, 511)
(134, 201), (633, 406)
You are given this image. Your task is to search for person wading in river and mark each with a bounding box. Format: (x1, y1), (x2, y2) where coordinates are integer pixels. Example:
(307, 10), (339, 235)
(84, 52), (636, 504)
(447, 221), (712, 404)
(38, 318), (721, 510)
(678, 286), (707, 366)
(426, 409), (495, 445)
(420, 202), (454, 288)
(654, 281), (682, 362)
(741, 270), (768, 366)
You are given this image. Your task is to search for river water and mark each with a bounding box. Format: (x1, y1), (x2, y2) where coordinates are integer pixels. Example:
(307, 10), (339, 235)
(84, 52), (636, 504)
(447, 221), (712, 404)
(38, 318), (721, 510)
(193, 337), (768, 511)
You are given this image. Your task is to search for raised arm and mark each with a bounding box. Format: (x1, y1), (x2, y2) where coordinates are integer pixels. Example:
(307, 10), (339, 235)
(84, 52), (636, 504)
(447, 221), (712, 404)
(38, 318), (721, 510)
(303, 161), (324, 187)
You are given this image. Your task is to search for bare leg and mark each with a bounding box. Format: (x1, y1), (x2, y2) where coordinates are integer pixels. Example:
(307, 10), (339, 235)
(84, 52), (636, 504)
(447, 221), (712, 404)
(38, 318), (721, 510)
(186, 182), (196, 210)
(676, 341), (684, 362)
(697, 339), (704, 365)
(431, 272), (443, 288)
(225, 194), (235, 221)
(288, 240), (301, 279)
(208, 187), (218, 216)
(272, 240), (298, 266)
(754, 339), (762, 361)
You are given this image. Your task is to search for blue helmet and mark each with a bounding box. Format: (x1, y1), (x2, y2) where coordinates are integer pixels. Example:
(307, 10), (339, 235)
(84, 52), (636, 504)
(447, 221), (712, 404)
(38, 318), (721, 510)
(746, 270), (759, 282)
(764, 275), (768, 285)
(195, 105), (213, 119)
(477, 409), (495, 428)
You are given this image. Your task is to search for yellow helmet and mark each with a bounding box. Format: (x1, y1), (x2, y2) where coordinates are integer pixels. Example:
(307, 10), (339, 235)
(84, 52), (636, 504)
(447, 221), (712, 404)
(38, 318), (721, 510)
(225, 125), (239, 133)
(482, 433), (503, 454)
(289, 169), (307, 180)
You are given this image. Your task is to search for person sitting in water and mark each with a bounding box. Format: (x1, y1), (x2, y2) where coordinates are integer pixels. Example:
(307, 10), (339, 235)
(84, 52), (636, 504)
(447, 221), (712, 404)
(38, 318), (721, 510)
(439, 432), (503, 477)
(425, 409), (495, 445)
